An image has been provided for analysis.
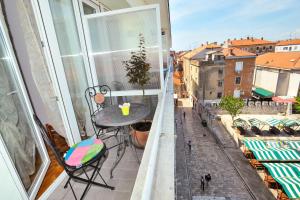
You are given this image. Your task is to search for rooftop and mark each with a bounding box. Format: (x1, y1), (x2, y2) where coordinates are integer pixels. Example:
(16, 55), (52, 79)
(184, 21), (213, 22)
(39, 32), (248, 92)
(276, 39), (300, 46)
(256, 52), (300, 70)
(184, 43), (221, 59)
(229, 38), (275, 47)
(223, 47), (256, 58)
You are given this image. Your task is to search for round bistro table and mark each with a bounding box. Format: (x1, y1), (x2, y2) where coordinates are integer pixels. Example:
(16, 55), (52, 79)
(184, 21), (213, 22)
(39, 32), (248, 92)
(94, 103), (150, 178)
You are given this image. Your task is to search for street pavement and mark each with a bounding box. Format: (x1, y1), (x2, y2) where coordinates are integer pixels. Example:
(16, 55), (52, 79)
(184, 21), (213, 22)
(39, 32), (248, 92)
(175, 98), (275, 200)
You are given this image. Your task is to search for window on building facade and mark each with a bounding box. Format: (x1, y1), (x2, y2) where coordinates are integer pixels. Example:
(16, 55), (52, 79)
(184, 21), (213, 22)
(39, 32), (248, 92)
(256, 46), (259, 50)
(218, 80), (223, 87)
(283, 47), (288, 50)
(289, 46), (292, 51)
(235, 76), (241, 84)
(263, 46), (266, 50)
(233, 90), (241, 98)
(269, 46), (273, 50)
(294, 46), (298, 50)
(218, 69), (223, 75)
(235, 61), (243, 73)
(217, 92), (222, 98)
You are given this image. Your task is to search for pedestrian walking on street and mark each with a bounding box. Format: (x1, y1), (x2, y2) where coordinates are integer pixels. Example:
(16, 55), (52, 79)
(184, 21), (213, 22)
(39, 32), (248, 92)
(201, 176), (205, 191)
(183, 111), (186, 119)
(187, 140), (191, 153)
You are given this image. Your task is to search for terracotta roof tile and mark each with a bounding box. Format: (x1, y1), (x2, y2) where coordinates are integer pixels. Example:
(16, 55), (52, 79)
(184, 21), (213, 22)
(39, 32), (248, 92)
(276, 39), (300, 46)
(229, 38), (275, 46)
(223, 47), (256, 58)
(256, 52), (300, 70)
(184, 44), (221, 59)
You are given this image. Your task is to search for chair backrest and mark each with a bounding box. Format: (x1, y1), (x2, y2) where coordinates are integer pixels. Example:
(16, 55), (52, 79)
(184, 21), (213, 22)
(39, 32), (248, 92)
(33, 114), (68, 171)
(85, 85), (112, 121)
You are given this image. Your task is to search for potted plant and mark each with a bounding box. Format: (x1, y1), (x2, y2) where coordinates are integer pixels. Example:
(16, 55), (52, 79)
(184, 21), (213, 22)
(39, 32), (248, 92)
(122, 33), (151, 148)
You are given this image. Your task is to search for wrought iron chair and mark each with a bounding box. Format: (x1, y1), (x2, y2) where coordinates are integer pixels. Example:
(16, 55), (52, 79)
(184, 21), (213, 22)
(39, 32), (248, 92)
(85, 85), (120, 142)
(33, 114), (114, 200)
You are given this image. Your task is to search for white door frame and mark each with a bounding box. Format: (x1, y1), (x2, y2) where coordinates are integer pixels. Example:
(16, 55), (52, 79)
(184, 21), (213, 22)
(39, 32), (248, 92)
(82, 4), (164, 97)
(32, 0), (84, 144)
(0, 17), (50, 200)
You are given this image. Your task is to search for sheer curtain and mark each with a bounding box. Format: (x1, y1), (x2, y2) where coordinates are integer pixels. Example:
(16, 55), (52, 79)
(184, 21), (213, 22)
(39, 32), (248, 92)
(48, 0), (92, 135)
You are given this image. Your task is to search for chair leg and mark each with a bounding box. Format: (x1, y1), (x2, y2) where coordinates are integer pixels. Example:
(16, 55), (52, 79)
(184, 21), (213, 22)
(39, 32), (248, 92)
(64, 177), (71, 189)
(69, 181), (77, 200)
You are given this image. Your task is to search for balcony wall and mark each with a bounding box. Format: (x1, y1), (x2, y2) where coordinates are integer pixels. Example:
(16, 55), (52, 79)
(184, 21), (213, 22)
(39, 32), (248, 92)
(131, 66), (175, 200)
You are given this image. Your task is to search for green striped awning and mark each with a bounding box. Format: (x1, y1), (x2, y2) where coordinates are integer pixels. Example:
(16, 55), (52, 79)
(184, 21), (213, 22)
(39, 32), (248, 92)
(253, 87), (274, 98)
(265, 118), (281, 127)
(233, 118), (249, 128)
(266, 141), (282, 148)
(288, 163), (300, 176)
(252, 149), (279, 161)
(281, 119), (299, 127)
(248, 118), (266, 129)
(263, 163), (298, 178)
(274, 177), (300, 199)
(287, 141), (300, 150)
(271, 148), (300, 161)
(244, 140), (267, 151)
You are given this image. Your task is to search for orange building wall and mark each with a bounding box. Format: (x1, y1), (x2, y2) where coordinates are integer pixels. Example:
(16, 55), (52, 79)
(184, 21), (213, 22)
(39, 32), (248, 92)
(224, 58), (255, 98)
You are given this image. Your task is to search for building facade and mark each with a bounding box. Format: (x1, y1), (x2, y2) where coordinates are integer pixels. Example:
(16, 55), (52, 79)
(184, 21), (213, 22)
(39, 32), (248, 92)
(253, 52), (300, 98)
(182, 43), (221, 100)
(198, 50), (225, 103)
(275, 39), (300, 52)
(223, 48), (256, 98)
(226, 37), (276, 55)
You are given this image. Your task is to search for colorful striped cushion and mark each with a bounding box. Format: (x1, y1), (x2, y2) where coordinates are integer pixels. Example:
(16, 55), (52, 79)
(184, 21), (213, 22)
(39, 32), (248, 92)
(64, 137), (104, 168)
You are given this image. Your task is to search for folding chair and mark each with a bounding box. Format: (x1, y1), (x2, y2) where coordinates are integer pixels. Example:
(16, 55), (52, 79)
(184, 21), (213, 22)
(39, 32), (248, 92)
(85, 85), (120, 143)
(33, 115), (114, 200)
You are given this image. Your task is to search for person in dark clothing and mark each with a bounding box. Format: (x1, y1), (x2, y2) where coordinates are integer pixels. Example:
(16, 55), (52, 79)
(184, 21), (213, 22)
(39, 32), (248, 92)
(187, 140), (191, 152)
(183, 111), (186, 119)
(201, 176), (205, 191)
(205, 174), (211, 185)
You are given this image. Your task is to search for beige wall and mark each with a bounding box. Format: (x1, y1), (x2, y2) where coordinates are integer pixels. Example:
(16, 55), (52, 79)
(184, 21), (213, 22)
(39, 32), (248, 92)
(287, 72), (300, 96)
(254, 68), (279, 93)
(198, 64), (224, 101)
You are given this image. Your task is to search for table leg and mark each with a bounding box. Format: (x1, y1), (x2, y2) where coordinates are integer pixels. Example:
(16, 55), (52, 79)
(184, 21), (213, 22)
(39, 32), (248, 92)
(110, 128), (126, 178)
(129, 133), (140, 164)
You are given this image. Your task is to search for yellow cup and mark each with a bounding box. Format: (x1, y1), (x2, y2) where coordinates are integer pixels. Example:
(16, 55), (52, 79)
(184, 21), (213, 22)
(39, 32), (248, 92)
(121, 106), (130, 116)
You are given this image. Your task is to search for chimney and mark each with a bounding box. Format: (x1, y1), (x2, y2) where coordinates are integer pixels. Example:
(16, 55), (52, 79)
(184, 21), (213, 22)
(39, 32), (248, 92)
(206, 41), (209, 45)
(234, 38), (236, 40)
(201, 44), (204, 46)
(227, 38), (230, 42)
(214, 41), (217, 45)
(240, 37), (243, 40)
(251, 37), (254, 41)
(261, 37), (264, 40)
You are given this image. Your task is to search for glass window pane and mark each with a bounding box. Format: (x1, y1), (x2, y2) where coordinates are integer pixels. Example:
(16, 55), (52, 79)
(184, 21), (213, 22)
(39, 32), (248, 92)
(48, 0), (92, 135)
(0, 24), (43, 193)
(87, 8), (161, 91)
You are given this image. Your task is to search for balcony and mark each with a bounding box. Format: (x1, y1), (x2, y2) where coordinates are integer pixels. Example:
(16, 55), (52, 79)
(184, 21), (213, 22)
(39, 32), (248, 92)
(0, 1), (174, 200)
(45, 66), (174, 200)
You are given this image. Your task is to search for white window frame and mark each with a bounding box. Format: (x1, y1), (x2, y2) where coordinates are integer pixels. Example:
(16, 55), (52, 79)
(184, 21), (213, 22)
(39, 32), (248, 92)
(82, 4), (164, 97)
(235, 61), (243, 73)
(0, 17), (50, 200)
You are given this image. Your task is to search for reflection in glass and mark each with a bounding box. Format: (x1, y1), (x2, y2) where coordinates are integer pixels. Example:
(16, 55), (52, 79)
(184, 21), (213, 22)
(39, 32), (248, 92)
(48, 0), (92, 134)
(0, 24), (42, 191)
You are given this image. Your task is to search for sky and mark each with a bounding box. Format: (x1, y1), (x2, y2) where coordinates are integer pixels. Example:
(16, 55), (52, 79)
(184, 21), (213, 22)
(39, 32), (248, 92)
(169, 0), (300, 51)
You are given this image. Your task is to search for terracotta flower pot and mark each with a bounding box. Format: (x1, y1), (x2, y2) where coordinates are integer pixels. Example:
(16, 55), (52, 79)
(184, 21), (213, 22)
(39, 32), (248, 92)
(130, 121), (152, 149)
